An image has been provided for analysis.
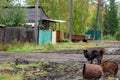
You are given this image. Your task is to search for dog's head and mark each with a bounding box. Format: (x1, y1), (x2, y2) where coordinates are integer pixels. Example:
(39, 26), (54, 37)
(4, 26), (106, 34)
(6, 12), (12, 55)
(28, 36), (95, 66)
(99, 47), (105, 54)
(83, 47), (89, 53)
(83, 49), (88, 53)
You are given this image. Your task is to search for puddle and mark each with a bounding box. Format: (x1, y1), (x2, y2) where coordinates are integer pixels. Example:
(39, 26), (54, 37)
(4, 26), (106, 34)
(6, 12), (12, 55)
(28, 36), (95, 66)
(105, 47), (120, 54)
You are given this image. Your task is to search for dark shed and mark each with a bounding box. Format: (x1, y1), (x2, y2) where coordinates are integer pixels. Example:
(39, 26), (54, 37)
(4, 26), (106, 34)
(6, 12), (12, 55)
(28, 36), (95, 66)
(25, 6), (50, 29)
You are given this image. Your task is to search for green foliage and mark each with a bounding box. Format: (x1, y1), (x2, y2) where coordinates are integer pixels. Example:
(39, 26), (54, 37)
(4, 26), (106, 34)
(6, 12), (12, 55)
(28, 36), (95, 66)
(103, 35), (116, 40)
(114, 31), (120, 40)
(26, 0), (90, 34)
(72, 0), (89, 34)
(103, 0), (119, 36)
(0, 1), (25, 27)
(90, 13), (96, 30)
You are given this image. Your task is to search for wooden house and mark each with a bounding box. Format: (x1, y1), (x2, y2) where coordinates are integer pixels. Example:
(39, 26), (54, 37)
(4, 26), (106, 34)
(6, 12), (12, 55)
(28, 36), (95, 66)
(25, 7), (66, 44)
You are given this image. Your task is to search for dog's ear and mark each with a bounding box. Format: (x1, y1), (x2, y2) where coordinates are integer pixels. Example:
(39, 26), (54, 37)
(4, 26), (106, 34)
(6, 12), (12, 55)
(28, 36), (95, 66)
(83, 49), (88, 53)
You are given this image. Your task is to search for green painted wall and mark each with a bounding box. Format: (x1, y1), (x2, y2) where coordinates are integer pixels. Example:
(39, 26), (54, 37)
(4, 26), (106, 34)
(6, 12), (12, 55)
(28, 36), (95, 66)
(38, 30), (52, 45)
(86, 30), (101, 40)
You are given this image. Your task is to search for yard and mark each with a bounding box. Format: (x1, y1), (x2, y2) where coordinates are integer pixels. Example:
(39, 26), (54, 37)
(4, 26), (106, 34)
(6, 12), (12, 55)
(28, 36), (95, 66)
(0, 41), (120, 80)
(0, 0), (120, 79)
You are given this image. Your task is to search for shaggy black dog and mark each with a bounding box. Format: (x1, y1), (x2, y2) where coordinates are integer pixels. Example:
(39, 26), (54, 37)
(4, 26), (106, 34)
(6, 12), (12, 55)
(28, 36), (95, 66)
(83, 48), (105, 64)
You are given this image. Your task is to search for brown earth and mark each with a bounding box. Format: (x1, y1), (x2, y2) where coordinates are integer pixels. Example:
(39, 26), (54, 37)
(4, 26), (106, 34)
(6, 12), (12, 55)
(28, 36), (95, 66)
(0, 49), (120, 64)
(0, 41), (120, 80)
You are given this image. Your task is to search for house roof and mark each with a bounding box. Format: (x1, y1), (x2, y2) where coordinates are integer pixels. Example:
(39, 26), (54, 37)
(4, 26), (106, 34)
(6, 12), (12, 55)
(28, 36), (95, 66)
(0, 24), (6, 28)
(25, 7), (49, 22)
(43, 18), (66, 23)
(25, 7), (66, 23)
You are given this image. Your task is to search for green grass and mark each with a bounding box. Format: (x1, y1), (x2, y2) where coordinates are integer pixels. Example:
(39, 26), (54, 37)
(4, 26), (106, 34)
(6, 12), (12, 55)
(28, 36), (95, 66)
(0, 73), (23, 80)
(33, 41), (110, 52)
(0, 63), (15, 70)
(0, 42), (38, 52)
(15, 63), (41, 70)
(0, 62), (68, 80)
(0, 62), (23, 80)
(0, 41), (110, 52)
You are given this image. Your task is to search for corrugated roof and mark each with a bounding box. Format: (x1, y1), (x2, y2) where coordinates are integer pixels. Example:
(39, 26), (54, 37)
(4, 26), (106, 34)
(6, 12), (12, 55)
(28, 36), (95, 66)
(43, 18), (66, 23)
(0, 24), (5, 26)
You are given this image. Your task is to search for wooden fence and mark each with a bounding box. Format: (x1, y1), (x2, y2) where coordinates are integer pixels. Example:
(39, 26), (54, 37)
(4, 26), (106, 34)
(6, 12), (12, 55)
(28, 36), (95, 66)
(0, 26), (36, 44)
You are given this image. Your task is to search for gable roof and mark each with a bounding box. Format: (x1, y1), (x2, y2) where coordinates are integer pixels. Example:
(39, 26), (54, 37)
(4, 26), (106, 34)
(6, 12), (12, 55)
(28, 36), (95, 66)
(25, 6), (49, 22)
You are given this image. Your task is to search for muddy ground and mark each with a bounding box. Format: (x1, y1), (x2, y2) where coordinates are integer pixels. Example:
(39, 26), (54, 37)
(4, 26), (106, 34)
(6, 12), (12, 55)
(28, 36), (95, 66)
(0, 41), (120, 80)
(0, 50), (120, 80)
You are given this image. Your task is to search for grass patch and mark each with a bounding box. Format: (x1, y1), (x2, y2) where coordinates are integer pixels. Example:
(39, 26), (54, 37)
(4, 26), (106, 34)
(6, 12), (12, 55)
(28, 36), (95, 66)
(0, 41), (110, 52)
(52, 41), (109, 51)
(0, 42), (38, 52)
(15, 63), (40, 70)
(0, 63), (15, 70)
(0, 62), (117, 80)
(0, 73), (23, 80)
(0, 62), (69, 80)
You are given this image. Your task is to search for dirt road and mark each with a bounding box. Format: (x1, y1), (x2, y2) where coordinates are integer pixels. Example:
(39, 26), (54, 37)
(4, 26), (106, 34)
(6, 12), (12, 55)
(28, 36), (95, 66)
(0, 51), (120, 64)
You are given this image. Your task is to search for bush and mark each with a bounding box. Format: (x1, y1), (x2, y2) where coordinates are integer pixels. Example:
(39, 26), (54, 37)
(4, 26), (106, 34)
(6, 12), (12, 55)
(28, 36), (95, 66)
(114, 31), (120, 40)
(0, 5), (25, 27)
(103, 35), (116, 40)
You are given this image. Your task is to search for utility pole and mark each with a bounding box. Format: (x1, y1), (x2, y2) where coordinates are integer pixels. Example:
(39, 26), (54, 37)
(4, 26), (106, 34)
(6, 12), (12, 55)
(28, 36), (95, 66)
(94, 0), (103, 44)
(35, 0), (39, 44)
(99, 0), (103, 44)
(69, 0), (72, 42)
(94, 0), (100, 40)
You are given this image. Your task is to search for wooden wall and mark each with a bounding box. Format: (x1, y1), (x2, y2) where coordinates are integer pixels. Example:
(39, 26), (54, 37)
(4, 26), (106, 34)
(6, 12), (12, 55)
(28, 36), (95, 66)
(0, 26), (36, 44)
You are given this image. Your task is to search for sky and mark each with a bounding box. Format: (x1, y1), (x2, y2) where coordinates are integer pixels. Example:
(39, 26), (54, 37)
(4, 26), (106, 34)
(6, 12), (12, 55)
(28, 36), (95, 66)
(116, 0), (120, 2)
(15, 0), (26, 6)
(21, 0), (26, 5)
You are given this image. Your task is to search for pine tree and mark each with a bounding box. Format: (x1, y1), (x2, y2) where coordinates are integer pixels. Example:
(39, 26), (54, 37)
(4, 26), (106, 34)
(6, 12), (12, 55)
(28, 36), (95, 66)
(104, 0), (118, 35)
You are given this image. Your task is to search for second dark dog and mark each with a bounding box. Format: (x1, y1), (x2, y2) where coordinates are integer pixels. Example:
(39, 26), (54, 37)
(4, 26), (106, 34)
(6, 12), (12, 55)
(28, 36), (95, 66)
(83, 48), (105, 64)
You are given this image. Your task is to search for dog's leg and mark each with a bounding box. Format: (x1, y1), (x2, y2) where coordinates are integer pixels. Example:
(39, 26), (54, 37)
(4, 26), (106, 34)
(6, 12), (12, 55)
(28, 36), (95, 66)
(97, 58), (101, 65)
(97, 55), (103, 65)
(90, 60), (93, 64)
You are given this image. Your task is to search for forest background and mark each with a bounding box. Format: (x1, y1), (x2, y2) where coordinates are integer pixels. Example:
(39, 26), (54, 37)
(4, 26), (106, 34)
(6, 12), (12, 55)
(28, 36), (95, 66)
(0, 0), (120, 40)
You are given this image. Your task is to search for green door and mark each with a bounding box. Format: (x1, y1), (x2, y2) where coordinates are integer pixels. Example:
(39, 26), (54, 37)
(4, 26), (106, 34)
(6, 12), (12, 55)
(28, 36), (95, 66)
(38, 30), (52, 45)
